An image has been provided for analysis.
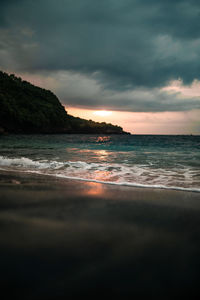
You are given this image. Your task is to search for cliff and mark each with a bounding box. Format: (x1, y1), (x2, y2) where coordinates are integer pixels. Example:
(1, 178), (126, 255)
(0, 71), (129, 134)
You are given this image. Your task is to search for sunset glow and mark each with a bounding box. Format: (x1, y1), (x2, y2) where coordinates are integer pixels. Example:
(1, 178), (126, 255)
(93, 110), (112, 117)
(66, 107), (200, 135)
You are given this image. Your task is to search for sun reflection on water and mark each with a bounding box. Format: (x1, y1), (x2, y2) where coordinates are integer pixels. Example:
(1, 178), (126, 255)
(93, 170), (111, 181)
(85, 182), (104, 196)
(93, 150), (109, 160)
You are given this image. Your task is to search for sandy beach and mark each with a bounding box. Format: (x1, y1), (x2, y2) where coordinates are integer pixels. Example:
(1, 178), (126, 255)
(0, 170), (200, 298)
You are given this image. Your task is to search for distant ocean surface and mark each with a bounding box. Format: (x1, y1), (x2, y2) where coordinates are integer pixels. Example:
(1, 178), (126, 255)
(0, 134), (200, 192)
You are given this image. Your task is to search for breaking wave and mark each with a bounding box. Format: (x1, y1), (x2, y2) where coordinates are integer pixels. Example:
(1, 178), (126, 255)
(0, 155), (199, 193)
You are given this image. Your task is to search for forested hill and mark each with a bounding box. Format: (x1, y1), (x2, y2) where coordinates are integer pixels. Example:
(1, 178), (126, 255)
(0, 71), (128, 134)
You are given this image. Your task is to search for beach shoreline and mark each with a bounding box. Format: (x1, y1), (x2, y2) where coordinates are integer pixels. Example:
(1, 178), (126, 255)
(0, 170), (200, 298)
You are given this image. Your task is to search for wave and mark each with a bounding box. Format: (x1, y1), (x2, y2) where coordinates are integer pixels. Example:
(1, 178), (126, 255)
(0, 155), (200, 193)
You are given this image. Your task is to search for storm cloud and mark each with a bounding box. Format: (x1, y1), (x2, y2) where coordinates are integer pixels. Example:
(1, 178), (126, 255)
(0, 0), (200, 112)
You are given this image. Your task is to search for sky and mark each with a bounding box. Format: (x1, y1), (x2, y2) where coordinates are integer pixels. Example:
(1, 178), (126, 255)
(0, 0), (200, 134)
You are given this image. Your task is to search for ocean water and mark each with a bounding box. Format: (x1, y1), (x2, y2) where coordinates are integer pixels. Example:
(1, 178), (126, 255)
(0, 134), (200, 192)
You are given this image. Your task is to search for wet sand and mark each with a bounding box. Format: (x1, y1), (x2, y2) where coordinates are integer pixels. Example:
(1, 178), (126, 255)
(0, 170), (200, 298)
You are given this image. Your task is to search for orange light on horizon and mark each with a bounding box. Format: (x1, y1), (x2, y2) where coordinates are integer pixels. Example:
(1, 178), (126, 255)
(65, 106), (200, 135)
(93, 110), (112, 117)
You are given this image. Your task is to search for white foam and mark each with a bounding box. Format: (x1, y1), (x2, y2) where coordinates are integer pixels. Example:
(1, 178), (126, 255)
(0, 156), (49, 168)
(7, 169), (200, 193)
(54, 174), (200, 192)
(0, 155), (200, 193)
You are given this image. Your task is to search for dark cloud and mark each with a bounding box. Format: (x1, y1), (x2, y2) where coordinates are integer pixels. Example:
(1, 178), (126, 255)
(60, 87), (200, 112)
(0, 0), (200, 111)
(27, 70), (199, 112)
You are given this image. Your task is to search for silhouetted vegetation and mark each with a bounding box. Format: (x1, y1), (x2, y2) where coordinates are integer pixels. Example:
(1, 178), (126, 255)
(0, 71), (128, 134)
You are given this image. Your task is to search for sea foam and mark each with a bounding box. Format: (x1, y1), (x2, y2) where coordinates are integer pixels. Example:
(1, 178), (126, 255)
(0, 155), (200, 193)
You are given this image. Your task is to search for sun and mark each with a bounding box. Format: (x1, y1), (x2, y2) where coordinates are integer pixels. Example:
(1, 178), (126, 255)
(93, 110), (112, 117)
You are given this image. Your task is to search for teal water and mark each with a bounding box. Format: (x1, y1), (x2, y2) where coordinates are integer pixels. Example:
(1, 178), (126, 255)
(0, 134), (200, 191)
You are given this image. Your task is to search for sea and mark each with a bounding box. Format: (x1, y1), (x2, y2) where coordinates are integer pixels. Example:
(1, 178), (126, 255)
(0, 134), (200, 192)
